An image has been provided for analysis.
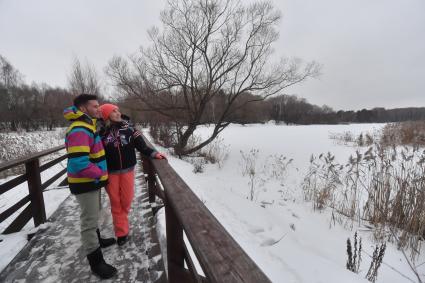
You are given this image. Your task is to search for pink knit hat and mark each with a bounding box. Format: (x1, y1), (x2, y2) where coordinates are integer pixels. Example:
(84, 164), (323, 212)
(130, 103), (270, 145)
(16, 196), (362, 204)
(99, 103), (118, 121)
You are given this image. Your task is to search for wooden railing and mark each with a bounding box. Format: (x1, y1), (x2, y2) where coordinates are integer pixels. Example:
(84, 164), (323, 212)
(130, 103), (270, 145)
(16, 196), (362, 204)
(0, 145), (67, 234)
(141, 138), (271, 283)
(0, 141), (271, 282)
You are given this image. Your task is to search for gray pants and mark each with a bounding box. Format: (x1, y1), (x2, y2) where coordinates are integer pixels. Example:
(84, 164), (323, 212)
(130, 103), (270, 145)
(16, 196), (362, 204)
(75, 190), (101, 255)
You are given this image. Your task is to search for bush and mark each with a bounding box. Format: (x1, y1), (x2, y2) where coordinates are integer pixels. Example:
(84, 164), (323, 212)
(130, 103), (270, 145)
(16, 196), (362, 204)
(198, 137), (230, 168)
(381, 121), (425, 147)
(191, 157), (206, 174)
(329, 130), (378, 147)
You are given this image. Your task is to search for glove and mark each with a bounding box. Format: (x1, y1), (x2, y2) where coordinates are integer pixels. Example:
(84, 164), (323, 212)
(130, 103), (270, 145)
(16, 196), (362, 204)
(154, 152), (167, 160)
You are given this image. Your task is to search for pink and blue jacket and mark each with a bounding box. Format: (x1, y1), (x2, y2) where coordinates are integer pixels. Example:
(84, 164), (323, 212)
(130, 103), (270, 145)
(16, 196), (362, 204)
(64, 106), (108, 195)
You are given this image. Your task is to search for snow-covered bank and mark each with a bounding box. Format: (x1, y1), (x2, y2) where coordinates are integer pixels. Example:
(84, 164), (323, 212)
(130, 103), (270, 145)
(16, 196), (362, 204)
(0, 128), (65, 163)
(153, 123), (423, 283)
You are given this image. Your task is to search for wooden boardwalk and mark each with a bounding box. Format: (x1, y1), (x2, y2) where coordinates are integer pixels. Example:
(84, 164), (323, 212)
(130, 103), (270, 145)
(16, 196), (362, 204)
(0, 163), (167, 283)
(0, 142), (272, 283)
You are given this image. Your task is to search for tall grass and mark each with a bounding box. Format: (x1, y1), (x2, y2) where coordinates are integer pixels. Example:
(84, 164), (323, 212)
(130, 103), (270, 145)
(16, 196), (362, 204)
(303, 143), (425, 259)
(381, 121), (425, 147)
(240, 149), (293, 202)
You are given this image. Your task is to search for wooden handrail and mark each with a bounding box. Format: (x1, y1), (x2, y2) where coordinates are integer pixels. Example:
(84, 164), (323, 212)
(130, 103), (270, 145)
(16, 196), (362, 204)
(0, 145), (67, 234)
(141, 137), (271, 283)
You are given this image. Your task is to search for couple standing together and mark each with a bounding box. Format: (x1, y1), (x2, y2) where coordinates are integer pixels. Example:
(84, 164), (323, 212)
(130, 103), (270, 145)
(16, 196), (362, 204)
(63, 94), (166, 279)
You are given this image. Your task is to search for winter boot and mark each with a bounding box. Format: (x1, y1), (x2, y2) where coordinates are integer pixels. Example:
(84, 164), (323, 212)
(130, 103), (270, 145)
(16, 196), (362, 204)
(86, 247), (117, 279)
(117, 235), (129, 246)
(96, 228), (116, 248)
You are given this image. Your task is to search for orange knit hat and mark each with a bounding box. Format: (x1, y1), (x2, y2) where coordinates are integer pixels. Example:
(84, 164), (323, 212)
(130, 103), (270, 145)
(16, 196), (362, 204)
(99, 103), (118, 121)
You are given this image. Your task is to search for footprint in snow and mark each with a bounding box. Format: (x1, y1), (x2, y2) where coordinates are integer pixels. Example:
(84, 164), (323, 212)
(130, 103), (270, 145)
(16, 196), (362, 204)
(292, 212), (299, 219)
(249, 227), (265, 234)
(260, 234), (287, 247)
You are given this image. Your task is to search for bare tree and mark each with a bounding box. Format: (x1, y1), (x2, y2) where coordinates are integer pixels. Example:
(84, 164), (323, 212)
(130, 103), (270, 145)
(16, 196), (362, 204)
(0, 55), (25, 130)
(0, 55), (23, 88)
(68, 57), (101, 96)
(107, 0), (320, 156)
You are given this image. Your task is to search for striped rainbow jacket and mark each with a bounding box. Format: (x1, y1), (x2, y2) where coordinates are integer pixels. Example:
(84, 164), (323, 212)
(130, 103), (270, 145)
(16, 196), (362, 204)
(63, 106), (108, 194)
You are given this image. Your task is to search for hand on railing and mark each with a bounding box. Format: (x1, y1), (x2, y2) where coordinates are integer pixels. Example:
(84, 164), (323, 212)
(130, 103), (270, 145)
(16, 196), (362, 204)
(154, 152), (167, 160)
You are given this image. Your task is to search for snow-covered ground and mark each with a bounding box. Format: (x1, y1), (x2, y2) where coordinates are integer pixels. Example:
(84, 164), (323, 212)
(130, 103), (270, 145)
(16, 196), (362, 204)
(0, 128), (65, 164)
(153, 123), (424, 283)
(1, 123), (424, 282)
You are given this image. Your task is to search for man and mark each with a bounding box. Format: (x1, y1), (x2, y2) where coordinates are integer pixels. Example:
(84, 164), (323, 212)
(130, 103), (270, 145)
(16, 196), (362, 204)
(63, 94), (117, 279)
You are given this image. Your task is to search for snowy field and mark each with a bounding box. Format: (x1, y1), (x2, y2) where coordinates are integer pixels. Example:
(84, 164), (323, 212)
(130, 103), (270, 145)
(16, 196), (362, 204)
(155, 123), (424, 283)
(1, 123), (424, 282)
(0, 128), (65, 163)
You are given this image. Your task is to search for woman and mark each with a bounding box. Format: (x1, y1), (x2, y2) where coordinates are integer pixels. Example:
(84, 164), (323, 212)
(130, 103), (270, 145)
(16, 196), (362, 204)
(99, 103), (166, 246)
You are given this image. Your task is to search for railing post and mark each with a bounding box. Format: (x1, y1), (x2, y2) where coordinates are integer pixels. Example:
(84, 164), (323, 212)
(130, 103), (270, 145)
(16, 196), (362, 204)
(166, 200), (185, 283)
(142, 156), (157, 203)
(25, 159), (46, 226)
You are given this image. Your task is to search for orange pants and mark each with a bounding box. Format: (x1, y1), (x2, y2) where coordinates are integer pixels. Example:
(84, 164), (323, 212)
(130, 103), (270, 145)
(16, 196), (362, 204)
(105, 170), (135, 237)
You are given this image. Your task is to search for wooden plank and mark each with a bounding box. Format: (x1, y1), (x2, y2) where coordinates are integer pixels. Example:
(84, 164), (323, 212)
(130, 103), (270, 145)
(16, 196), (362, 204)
(25, 160), (46, 226)
(39, 154), (67, 172)
(41, 168), (67, 191)
(2, 203), (33, 234)
(0, 195), (30, 224)
(0, 145), (64, 172)
(0, 173), (27, 196)
(0, 160), (166, 282)
(152, 158), (272, 283)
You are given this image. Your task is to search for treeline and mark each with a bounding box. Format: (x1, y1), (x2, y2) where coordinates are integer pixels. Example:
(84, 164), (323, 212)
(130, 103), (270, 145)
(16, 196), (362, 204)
(120, 93), (425, 126)
(0, 55), (73, 131)
(267, 96), (425, 124)
(1, 54), (424, 132)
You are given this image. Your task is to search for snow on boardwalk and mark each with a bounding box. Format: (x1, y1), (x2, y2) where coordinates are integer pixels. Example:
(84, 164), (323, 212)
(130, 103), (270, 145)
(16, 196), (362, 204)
(0, 163), (166, 283)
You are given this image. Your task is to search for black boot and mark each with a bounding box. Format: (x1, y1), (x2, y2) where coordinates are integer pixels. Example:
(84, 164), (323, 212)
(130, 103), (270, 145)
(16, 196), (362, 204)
(117, 235), (129, 246)
(87, 247), (117, 279)
(96, 228), (116, 248)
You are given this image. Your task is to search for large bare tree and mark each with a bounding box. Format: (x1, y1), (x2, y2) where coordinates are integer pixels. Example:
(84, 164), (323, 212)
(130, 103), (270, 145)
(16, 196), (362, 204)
(107, 0), (320, 156)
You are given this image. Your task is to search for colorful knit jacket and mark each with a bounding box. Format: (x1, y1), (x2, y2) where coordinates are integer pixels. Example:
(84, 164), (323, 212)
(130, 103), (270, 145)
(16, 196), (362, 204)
(63, 106), (108, 195)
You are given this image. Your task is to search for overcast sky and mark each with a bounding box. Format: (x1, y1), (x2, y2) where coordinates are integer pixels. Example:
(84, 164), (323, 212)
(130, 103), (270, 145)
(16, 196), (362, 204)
(0, 0), (424, 110)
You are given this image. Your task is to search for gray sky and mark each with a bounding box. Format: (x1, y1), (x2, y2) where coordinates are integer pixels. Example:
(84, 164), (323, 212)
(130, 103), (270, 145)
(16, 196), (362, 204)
(0, 0), (424, 110)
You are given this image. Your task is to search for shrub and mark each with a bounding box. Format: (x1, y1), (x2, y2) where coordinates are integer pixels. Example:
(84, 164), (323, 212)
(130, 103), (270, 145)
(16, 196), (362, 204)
(198, 137), (230, 168)
(381, 121), (425, 147)
(191, 157), (206, 174)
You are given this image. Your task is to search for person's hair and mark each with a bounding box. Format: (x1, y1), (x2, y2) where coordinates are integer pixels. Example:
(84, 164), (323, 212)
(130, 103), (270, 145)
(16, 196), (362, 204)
(73, 94), (98, 108)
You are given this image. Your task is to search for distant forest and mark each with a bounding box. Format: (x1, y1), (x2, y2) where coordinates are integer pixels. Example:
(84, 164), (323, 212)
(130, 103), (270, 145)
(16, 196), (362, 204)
(1, 54), (424, 132)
